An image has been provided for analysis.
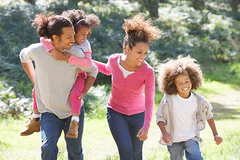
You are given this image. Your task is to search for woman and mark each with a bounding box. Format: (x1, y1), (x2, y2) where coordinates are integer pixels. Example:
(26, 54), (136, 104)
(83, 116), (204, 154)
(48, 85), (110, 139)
(93, 14), (161, 160)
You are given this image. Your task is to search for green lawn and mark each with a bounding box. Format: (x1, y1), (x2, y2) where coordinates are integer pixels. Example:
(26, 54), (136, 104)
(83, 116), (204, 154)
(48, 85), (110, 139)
(0, 118), (239, 160)
(0, 82), (240, 160)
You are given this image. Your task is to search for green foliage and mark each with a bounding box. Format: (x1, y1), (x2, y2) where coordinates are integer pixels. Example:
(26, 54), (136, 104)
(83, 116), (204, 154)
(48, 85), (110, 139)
(83, 85), (110, 118)
(0, 82), (32, 119)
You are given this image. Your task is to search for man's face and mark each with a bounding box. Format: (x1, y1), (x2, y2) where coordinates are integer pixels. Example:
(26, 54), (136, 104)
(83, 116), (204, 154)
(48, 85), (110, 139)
(55, 27), (75, 51)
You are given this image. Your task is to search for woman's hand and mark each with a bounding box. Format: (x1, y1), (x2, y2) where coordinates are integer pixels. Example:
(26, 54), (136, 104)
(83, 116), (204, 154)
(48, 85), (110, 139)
(137, 128), (148, 141)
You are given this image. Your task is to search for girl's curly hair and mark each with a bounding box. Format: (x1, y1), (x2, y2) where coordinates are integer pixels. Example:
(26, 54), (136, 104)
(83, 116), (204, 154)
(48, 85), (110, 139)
(61, 9), (100, 33)
(157, 55), (203, 95)
(122, 14), (161, 50)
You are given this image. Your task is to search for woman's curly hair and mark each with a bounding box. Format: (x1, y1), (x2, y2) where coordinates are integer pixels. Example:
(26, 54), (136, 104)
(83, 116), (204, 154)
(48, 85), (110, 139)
(157, 55), (203, 95)
(61, 9), (100, 33)
(122, 14), (161, 50)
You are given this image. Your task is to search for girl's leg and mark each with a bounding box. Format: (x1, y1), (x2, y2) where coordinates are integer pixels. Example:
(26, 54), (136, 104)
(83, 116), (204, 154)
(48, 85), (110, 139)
(20, 87), (40, 136)
(32, 87), (40, 116)
(185, 139), (203, 160)
(66, 75), (85, 139)
(167, 142), (185, 160)
(70, 75), (85, 117)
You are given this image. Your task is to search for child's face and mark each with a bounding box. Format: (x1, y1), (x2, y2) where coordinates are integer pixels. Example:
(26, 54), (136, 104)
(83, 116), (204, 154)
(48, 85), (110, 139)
(174, 74), (192, 98)
(74, 26), (90, 45)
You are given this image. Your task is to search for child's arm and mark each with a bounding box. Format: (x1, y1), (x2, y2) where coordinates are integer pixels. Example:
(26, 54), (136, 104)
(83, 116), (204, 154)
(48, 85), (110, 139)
(157, 121), (171, 144)
(207, 118), (223, 145)
(40, 37), (66, 61)
(68, 49), (92, 68)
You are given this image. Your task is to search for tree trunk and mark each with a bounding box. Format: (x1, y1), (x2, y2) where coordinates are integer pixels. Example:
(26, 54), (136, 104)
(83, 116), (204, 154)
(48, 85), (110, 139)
(192, 0), (205, 10)
(142, 0), (159, 18)
(24, 0), (35, 5)
(231, 0), (239, 13)
(68, 0), (80, 7)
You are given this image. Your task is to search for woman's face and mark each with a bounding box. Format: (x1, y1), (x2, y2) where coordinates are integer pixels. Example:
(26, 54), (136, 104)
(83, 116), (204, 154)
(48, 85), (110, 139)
(75, 26), (90, 45)
(126, 42), (148, 67)
(175, 74), (192, 98)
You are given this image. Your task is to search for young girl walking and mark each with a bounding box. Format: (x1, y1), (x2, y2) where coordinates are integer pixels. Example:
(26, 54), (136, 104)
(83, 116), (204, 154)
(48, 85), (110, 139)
(20, 10), (100, 139)
(156, 56), (223, 160)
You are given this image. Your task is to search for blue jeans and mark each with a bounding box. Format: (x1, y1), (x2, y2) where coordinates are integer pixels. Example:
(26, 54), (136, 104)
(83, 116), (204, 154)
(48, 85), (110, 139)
(167, 139), (203, 160)
(107, 108), (144, 160)
(40, 106), (84, 160)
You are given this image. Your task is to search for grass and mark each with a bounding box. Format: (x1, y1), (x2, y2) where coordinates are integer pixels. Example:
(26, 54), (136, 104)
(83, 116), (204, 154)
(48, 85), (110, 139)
(1, 63), (240, 159)
(0, 117), (240, 160)
(0, 81), (240, 160)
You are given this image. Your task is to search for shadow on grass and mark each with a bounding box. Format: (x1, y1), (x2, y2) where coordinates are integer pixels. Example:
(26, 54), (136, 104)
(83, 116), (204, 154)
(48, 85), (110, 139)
(211, 102), (240, 120)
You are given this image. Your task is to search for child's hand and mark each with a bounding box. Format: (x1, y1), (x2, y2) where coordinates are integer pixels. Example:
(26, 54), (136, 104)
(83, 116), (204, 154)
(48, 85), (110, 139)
(62, 52), (71, 61)
(214, 135), (223, 145)
(137, 128), (148, 141)
(162, 132), (171, 144)
(52, 50), (65, 61)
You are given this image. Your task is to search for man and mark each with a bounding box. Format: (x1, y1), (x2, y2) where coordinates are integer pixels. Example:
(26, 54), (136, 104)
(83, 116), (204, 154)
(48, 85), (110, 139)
(19, 13), (97, 160)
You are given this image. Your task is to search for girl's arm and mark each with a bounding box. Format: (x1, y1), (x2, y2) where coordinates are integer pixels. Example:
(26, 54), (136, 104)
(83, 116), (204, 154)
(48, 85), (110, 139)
(68, 49), (92, 68)
(207, 118), (223, 145)
(40, 37), (65, 61)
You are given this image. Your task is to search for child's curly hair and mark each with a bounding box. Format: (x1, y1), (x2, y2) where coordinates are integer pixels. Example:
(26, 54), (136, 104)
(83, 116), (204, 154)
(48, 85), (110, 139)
(157, 55), (203, 95)
(61, 9), (100, 33)
(122, 14), (161, 50)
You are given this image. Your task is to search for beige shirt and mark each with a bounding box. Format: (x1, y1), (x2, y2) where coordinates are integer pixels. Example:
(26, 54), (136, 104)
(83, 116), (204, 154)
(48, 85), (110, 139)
(19, 43), (98, 119)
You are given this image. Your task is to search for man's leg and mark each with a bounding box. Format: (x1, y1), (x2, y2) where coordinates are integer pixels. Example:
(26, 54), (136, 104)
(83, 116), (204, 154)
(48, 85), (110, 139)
(65, 105), (85, 160)
(41, 112), (63, 160)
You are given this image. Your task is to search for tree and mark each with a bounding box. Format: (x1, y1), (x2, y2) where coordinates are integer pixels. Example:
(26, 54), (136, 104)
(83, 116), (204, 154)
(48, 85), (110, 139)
(129, 0), (159, 18)
(24, 0), (35, 5)
(230, 0), (239, 13)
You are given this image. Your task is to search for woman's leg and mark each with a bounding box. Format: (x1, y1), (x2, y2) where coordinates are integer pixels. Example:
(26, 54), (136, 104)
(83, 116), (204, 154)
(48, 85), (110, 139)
(128, 112), (144, 160)
(107, 108), (132, 160)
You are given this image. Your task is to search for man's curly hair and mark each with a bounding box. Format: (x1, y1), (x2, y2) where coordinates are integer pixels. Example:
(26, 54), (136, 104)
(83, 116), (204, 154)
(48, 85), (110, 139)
(61, 9), (100, 33)
(157, 55), (203, 95)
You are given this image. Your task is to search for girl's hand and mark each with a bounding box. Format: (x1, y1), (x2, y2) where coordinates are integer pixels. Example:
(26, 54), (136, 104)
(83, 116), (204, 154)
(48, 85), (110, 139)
(62, 52), (71, 61)
(162, 132), (171, 144)
(137, 128), (148, 141)
(214, 135), (223, 145)
(52, 49), (65, 61)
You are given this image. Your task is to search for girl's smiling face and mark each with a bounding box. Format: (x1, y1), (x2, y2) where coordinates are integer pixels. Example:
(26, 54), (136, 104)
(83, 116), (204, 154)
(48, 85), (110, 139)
(175, 74), (192, 98)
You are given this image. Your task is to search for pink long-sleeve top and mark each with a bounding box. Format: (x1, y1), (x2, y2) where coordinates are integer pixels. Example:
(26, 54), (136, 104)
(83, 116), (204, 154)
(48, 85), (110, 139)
(93, 53), (155, 131)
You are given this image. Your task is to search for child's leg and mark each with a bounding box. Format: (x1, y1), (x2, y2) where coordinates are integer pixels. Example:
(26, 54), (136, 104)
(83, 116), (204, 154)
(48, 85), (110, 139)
(20, 87), (40, 136)
(69, 74), (86, 119)
(32, 88), (40, 118)
(66, 74), (85, 139)
(167, 142), (185, 160)
(185, 139), (203, 160)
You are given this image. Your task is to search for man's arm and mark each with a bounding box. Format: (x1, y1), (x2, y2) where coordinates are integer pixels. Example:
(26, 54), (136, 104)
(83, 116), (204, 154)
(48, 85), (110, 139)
(21, 62), (35, 85)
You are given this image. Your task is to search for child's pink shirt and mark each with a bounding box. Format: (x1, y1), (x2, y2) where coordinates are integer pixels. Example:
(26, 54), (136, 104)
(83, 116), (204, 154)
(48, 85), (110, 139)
(93, 54), (155, 131)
